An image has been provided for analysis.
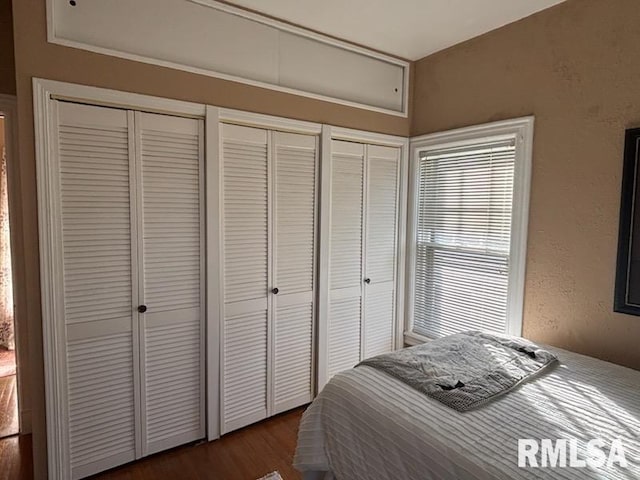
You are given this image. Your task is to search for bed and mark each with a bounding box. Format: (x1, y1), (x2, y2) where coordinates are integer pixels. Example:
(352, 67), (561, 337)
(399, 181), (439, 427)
(294, 345), (640, 479)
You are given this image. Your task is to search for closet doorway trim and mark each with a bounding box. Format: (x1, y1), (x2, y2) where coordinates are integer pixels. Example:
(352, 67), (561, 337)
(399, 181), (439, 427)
(208, 108), (322, 435)
(33, 78), (212, 480)
(316, 125), (409, 390)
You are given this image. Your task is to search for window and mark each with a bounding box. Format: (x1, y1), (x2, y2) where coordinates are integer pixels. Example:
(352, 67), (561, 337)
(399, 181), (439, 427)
(407, 118), (533, 342)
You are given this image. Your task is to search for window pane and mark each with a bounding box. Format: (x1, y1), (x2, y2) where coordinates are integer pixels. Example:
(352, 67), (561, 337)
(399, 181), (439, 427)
(414, 140), (516, 338)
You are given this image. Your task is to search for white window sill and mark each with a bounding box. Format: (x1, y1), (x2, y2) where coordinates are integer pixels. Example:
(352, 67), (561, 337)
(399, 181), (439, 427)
(403, 331), (434, 347)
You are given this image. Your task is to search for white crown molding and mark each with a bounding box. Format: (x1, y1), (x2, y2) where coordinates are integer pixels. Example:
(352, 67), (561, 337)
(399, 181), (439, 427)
(330, 125), (408, 147)
(218, 108), (322, 135)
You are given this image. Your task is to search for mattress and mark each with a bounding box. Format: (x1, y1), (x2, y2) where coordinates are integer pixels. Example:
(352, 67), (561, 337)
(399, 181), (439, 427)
(294, 347), (640, 479)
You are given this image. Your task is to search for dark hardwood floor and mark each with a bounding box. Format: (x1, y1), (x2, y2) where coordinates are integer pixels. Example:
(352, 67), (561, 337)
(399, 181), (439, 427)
(0, 374), (18, 438)
(95, 407), (304, 480)
(0, 435), (32, 480)
(0, 407), (305, 480)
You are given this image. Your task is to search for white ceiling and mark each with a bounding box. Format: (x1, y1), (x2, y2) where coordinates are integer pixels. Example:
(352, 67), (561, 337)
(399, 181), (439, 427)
(223, 0), (566, 60)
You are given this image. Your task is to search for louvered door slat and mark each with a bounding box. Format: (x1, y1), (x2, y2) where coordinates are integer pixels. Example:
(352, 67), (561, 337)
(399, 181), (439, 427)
(67, 332), (135, 477)
(138, 112), (204, 456)
(223, 127), (269, 305)
(273, 132), (317, 413)
(365, 148), (399, 284)
(328, 297), (362, 377)
(363, 145), (400, 358)
(221, 124), (269, 433)
(274, 303), (313, 406)
(223, 310), (268, 431)
(327, 140), (364, 377)
(57, 101), (137, 480)
(329, 149), (364, 290)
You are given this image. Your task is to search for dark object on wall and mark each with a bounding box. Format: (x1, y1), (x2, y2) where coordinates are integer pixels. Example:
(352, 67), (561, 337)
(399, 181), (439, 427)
(615, 128), (640, 315)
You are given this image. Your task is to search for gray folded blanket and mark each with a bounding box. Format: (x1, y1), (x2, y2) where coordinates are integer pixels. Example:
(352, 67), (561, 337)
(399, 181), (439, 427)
(357, 330), (557, 412)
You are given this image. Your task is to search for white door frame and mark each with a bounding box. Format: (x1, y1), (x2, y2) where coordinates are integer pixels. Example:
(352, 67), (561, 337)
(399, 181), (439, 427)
(0, 93), (29, 435)
(209, 109), (321, 435)
(33, 78), (212, 480)
(33, 77), (412, 479)
(405, 117), (534, 343)
(34, 79), (326, 479)
(316, 125), (409, 390)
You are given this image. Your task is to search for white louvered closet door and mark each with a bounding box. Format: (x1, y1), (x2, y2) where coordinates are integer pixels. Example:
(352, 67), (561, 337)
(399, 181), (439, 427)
(272, 132), (317, 414)
(221, 124), (269, 433)
(136, 112), (205, 455)
(55, 101), (138, 480)
(363, 145), (400, 358)
(326, 140), (365, 378)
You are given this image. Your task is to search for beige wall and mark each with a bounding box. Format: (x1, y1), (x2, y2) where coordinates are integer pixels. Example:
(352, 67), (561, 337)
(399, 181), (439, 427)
(413, 0), (640, 371)
(10, 0), (411, 477)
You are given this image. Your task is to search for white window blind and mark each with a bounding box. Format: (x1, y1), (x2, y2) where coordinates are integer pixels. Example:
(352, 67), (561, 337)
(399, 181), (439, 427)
(413, 139), (516, 338)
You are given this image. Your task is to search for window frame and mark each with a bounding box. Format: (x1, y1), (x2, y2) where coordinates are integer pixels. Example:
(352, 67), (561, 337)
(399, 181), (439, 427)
(405, 117), (534, 345)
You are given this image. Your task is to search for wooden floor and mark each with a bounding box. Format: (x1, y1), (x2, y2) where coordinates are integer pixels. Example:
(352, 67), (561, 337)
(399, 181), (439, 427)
(0, 407), (305, 480)
(0, 375), (18, 438)
(0, 435), (32, 480)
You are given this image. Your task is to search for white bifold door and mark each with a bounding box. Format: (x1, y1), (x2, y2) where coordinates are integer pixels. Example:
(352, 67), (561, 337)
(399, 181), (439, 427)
(47, 101), (204, 479)
(219, 123), (318, 434)
(318, 139), (402, 388)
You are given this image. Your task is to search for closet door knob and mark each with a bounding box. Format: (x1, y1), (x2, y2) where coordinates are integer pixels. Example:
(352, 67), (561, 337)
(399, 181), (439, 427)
(272, 288), (279, 295)
(137, 305), (147, 313)
(364, 278), (371, 284)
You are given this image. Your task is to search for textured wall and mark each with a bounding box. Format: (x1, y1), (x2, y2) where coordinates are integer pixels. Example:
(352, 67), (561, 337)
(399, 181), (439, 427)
(413, 0), (640, 371)
(10, 0), (411, 477)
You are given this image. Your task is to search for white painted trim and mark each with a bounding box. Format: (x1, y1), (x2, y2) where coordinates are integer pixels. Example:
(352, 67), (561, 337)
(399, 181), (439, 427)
(360, 145), (369, 360)
(395, 138), (410, 350)
(218, 108), (321, 135)
(49, 34), (409, 117)
(34, 80), (69, 480)
(508, 118), (535, 337)
(36, 78), (206, 118)
(213, 111), (228, 436)
(196, 117), (208, 443)
(404, 134), (420, 345)
(315, 125), (332, 391)
(46, 0), (409, 117)
(266, 131), (275, 418)
(215, 112), (323, 431)
(403, 330), (433, 346)
(317, 126), (408, 389)
(205, 106), (221, 442)
(410, 117), (535, 148)
(0, 94), (29, 434)
(34, 78), (213, 479)
(129, 110), (143, 459)
(310, 134), (321, 400)
(331, 126), (408, 148)
(33, 77), (410, 477)
(406, 116), (534, 341)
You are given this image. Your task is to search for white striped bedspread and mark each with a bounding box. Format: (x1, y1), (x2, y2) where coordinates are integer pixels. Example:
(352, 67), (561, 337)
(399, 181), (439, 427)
(294, 347), (640, 480)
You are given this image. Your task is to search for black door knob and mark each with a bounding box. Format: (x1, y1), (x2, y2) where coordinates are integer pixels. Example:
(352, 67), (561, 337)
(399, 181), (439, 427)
(272, 288), (279, 294)
(138, 305), (147, 313)
(364, 278), (371, 284)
